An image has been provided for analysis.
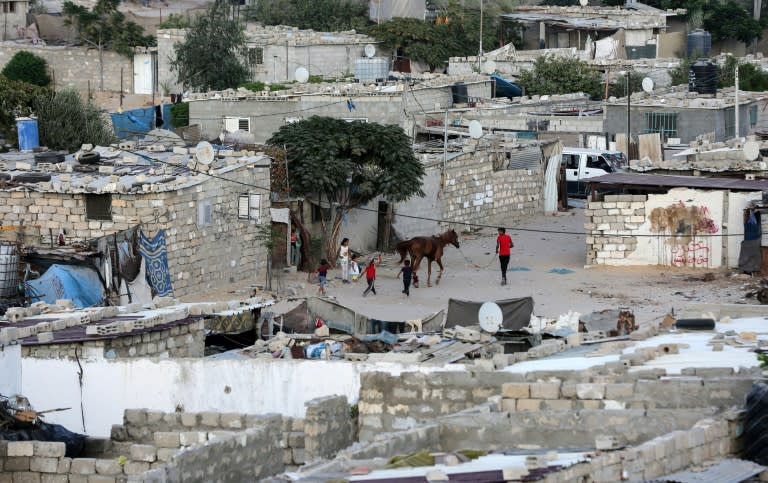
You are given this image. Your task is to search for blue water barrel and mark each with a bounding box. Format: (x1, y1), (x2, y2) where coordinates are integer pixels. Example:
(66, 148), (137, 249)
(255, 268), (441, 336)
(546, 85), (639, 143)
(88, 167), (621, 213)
(687, 29), (711, 59)
(16, 117), (39, 151)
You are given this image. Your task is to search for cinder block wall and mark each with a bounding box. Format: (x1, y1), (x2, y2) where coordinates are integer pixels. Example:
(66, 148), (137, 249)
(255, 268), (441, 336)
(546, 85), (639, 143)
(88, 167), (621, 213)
(441, 148), (545, 227)
(358, 364), (759, 441)
(21, 319), (205, 360)
(585, 194), (647, 265)
(303, 395), (354, 461)
(0, 45), (133, 93)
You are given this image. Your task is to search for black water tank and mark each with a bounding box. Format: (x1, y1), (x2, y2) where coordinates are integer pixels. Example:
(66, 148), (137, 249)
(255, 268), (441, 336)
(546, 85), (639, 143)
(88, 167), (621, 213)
(689, 59), (717, 95)
(687, 29), (712, 58)
(451, 82), (468, 105)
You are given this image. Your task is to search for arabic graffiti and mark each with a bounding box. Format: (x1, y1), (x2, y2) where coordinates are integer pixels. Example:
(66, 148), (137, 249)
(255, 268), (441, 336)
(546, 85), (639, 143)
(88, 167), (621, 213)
(671, 240), (710, 267)
(650, 200), (719, 267)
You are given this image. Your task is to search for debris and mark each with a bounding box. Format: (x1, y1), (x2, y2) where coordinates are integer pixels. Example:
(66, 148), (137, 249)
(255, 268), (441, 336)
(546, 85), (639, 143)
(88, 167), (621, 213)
(548, 268), (574, 274)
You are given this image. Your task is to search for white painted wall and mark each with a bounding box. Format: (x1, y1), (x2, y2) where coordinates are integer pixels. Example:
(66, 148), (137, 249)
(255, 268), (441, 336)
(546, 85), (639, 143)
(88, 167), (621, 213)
(21, 357), (462, 437)
(624, 189), (724, 267)
(0, 344), (21, 396)
(727, 191), (763, 268)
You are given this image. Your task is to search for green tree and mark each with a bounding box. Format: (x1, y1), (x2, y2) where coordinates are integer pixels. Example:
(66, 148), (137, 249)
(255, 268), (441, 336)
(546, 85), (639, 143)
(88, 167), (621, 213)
(170, 102), (189, 128)
(0, 76), (49, 147)
(518, 54), (602, 99)
(63, 0), (155, 90)
(35, 88), (116, 152)
(703, 0), (762, 44)
(669, 58), (693, 86)
(719, 55), (768, 90)
(367, 18), (456, 71)
(267, 117), (425, 261)
(1, 51), (51, 87)
(607, 71), (646, 99)
(171, 1), (249, 91)
(246, 0), (370, 31)
(159, 13), (189, 29)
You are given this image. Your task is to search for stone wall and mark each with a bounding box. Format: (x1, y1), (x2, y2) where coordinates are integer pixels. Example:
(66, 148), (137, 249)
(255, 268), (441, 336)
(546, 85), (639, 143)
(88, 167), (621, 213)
(21, 319), (205, 360)
(0, 43), (133, 92)
(303, 395), (354, 461)
(357, 349), (759, 440)
(0, 164), (270, 298)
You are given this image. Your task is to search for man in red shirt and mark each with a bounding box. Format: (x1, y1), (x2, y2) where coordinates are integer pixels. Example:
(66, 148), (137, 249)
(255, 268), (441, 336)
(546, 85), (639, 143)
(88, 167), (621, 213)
(495, 227), (514, 286)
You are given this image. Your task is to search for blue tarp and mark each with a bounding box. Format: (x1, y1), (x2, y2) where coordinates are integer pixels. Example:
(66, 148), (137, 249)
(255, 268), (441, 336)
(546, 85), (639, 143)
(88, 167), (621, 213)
(111, 105), (174, 139)
(25, 264), (104, 308)
(491, 73), (523, 99)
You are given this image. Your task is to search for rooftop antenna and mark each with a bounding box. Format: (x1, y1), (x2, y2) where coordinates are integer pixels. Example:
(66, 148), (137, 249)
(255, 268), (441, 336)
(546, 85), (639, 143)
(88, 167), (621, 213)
(479, 0), (484, 56)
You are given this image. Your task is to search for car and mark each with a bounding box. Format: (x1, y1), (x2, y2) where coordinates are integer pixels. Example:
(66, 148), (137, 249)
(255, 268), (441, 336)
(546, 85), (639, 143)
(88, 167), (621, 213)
(560, 147), (627, 197)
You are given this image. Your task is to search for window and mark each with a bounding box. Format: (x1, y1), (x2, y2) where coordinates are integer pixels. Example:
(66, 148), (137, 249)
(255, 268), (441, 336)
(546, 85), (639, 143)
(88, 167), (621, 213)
(587, 155), (610, 171)
(311, 203), (329, 222)
(248, 47), (264, 66)
(2, 2), (16, 13)
(644, 112), (677, 140)
(198, 201), (212, 227)
(238, 194), (261, 222)
(562, 153), (579, 170)
(223, 117), (250, 132)
(85, 194), (112, 221)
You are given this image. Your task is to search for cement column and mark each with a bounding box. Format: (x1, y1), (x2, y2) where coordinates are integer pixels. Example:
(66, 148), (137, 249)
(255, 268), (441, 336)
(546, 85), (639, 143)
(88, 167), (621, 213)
(539, 22), (546, 49)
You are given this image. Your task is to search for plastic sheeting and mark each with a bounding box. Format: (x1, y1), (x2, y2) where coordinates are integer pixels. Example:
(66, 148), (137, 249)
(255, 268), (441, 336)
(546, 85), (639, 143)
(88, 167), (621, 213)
(25, 264), (104, 308)
(445, 297), (534, 331)
(543, 149), (563, 213)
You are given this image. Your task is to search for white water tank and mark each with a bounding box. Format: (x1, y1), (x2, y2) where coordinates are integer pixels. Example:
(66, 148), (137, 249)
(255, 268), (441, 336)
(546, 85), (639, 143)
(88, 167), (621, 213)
(354, 58), (390, 82)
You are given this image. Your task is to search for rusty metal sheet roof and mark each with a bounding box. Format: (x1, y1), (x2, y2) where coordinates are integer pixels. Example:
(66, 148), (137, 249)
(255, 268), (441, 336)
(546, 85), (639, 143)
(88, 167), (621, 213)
(14, 315), (205, 346)
(588, 173), (768, 191)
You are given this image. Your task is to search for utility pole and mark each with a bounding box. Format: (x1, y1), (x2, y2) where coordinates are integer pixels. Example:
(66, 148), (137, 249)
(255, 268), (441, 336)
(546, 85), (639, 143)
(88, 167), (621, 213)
(735, 65), (740, 139)
(626, 72), (630, 151)
(479, 0), (484, 56)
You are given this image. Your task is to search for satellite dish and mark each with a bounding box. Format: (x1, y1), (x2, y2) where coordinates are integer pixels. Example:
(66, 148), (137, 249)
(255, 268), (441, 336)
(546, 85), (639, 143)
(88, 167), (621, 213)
(195, 141), (215, 165)
(295, 67), (310, 83)
(744, 141), (760, 161)
(469, 120), (483, 139)
(641, 77), (654, 94)
(364, 44), (376, 58)
(482, 60), (497, 74)
(478, 302), (503, 334)
(579, 0), (588, 6)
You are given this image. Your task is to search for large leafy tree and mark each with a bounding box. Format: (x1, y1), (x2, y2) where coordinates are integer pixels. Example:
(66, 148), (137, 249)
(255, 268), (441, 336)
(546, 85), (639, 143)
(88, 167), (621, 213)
(267, 117), (425, 261)
(246, 0), (370, 31)
(63, 0), (155, 90)
(171, 1), (249, 92)
(0, 76), (49, 147)
(368, 18), (457, 71)
(35, 89), (116, 152)
(1, 51), (51, 87)
(518, 54), (602, 99)
(703, 0), (763, 44)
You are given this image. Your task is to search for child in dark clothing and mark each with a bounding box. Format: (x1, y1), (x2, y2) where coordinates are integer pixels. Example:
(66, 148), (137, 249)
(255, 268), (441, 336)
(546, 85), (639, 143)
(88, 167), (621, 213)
(397, 259), (412, 296)
(362, 258), (377, 297)
(317, 258), (331, 295)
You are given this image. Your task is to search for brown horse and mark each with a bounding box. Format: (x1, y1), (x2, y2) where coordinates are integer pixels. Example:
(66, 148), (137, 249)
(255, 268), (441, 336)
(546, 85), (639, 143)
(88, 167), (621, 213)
(396, 229), (460, 287)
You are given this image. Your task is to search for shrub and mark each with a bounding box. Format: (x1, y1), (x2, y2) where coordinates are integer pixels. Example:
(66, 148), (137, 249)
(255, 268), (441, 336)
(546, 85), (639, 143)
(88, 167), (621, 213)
(35, 88), (115, 152)
(170, 102), (189, 128)
(1, 51), (51, 86)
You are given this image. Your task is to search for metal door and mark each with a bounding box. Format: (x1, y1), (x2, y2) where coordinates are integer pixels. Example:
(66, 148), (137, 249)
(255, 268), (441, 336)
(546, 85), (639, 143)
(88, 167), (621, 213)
(133, 53), (153, 95)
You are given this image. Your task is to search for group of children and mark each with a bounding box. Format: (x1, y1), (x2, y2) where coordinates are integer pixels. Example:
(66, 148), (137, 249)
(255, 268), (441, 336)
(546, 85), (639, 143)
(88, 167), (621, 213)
(317, 255), (412, 297)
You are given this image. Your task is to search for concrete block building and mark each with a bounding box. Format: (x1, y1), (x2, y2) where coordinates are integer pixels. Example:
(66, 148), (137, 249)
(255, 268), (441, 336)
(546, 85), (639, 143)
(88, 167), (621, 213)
(0, 148), (272, 298)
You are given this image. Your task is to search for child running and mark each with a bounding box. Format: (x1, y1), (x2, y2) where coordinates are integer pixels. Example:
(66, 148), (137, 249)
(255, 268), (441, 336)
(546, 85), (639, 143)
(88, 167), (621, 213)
(396, 259), (413, 296)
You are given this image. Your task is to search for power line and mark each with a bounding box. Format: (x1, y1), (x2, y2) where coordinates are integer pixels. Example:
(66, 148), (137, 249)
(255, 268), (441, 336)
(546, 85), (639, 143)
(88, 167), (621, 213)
(123, 147), (753, 239)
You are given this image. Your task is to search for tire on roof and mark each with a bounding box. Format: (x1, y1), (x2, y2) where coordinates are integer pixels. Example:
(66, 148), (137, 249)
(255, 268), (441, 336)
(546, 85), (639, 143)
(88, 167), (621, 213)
(34, 152), (65, 164)
(78, 151), (101, 165)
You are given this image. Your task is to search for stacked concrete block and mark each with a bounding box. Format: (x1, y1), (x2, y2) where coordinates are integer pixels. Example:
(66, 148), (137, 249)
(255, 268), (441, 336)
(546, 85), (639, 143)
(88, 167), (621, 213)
(303, 395), (354, 462)
(585, 194), (647, 265)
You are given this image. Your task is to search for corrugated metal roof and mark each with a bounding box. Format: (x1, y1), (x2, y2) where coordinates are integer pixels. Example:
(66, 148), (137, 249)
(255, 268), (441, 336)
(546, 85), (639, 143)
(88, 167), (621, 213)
(649, 458), (764, 483)
(588, 173), (768, 191)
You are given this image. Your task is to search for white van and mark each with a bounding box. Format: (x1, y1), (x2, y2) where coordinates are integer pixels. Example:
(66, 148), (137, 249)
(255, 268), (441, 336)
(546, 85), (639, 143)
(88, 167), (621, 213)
(561, 147), (627, 197)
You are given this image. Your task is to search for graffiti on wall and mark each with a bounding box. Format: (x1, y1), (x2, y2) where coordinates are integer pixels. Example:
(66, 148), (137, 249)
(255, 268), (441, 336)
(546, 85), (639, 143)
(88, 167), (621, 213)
(649, 201), (719, 267)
